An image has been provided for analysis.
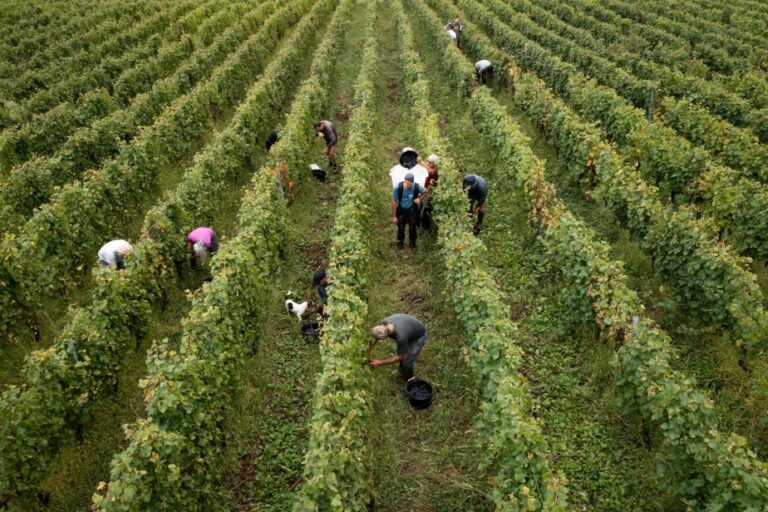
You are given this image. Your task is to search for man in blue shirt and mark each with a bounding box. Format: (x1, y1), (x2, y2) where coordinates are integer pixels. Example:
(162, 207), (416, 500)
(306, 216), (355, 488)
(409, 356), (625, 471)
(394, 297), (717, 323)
(391, 172), (422, 247)
(463, 174), (488, 235)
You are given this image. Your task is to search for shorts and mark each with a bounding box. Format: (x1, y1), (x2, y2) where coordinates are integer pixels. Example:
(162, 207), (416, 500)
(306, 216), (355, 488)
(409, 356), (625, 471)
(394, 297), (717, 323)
(325, 139), (337, 149)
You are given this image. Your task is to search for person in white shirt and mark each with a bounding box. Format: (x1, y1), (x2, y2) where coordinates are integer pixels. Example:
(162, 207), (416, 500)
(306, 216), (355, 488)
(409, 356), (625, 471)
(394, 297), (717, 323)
(475, 59), (493, 84)
(98, 239), (133, 270)
(445, 19), (461, 46)
(389, 147), (428, 189)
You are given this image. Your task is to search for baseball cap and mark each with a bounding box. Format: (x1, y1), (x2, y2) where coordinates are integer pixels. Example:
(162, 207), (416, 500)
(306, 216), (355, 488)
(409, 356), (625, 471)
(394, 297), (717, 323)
(404, 173), (415, 183)
(311, 269), (327, 286)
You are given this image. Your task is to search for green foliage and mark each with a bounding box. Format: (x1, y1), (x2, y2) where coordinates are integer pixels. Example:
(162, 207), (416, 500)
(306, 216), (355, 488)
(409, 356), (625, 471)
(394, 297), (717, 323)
(111, 1), (244, 105)
(455, 0), (768, 352)
(0, 245), (164, 500)
(615, 319), (768, 509)
(0, 2), (194, 107)
(402, 0), (476, 98)
(524, 0), (716, 78)
(600, 0), (767, 83)
(0, 0), (339, 502)
(0, 0), (308, 333)
(0, 2), (191, 126)
(660, 96), (768, 182)
(93, 169), (287, 510)
(404, 1), (567, 509)
(480, 0), (654, 109)
(468, 66), (768, 512)
(501, 0), (759, 132)
(88, 2), (348, 508)
(0, 0), (244, 172)
(0, 87), (116, 171)
(0, 1), (277, 233)
(0, 3), (151, 75)
(294, 5), (377, 509)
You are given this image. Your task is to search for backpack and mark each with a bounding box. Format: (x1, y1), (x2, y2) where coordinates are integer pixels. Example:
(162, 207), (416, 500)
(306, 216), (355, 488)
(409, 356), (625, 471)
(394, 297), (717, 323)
(397, 182), (421, 206)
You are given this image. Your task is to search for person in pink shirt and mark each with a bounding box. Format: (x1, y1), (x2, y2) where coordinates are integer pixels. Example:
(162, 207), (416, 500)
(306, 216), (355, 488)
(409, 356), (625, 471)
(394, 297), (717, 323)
(187, 227), (218, 269)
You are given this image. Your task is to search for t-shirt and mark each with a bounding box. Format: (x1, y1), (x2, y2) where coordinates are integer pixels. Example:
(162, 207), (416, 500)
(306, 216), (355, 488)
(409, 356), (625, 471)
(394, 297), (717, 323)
(318, 120), (337, 146)
(389, 163), (428, 189)
(98, 240), (133, 266)
(475, 60), (493, 73)
(382, 314), (427, 356)
(463, 174), (488, 205)
(392, 182), (420, 209)
(187, 227), (215, 249)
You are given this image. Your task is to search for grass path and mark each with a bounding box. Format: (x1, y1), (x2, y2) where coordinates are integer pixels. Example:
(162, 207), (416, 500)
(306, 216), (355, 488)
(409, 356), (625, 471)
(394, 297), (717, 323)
(364, 3), (490, 510)
(422, 0), (768, 463)
(218, 5), (366, 509)
(438, 4), (768, 456)
(6, 14), (327, 512)
(405, 8), (672, 509)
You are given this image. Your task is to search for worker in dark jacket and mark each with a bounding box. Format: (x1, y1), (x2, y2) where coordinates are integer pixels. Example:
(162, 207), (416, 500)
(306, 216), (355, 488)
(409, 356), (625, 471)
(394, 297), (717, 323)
(463, 174), (488, 235)
(369, 314), (428, 380)
(265, 130), (279, 152)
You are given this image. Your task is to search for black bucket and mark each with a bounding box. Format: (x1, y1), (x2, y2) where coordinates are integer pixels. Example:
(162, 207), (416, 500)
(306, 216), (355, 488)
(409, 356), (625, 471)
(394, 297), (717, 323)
(311, 168), (326, 182)
(300, 321), (321, 341)
(399, 147), (418, 169)
(405, 378), (433, 409)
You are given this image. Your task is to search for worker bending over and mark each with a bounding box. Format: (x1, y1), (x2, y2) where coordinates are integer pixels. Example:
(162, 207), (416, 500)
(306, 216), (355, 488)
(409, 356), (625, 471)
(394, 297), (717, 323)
(187, 226), (218, 270)
(98, 239), (133, 270)
(369, 314), (428, 380)
(463, 174), (488, 235)
(314, 120), (338, 170)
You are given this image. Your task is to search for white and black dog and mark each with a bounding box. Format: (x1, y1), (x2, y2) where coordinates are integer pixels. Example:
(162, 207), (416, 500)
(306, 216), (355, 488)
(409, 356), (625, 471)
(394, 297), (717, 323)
(285, 292), (308, 322)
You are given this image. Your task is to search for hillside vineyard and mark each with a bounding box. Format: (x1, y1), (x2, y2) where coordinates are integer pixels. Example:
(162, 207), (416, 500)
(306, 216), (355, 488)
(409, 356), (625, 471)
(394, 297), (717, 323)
(0, 0), (767, 510)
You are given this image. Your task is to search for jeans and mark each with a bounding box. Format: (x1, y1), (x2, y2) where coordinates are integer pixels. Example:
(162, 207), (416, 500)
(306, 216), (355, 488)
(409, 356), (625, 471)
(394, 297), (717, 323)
(399, 333), (427, 379)
(470, 200), (486, 233)
(419, 196), (433, 229)
(99, 252), (125, 270)
(396, 205), (418, 243)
